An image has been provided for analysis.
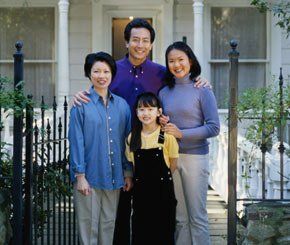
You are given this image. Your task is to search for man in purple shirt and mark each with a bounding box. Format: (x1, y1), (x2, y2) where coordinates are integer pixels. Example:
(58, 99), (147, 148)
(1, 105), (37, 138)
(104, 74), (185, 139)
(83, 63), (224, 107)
(74, 18), (209, 244)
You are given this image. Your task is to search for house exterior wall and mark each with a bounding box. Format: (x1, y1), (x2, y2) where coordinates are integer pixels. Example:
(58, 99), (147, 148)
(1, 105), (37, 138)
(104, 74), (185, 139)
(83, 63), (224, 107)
(173, 3), (194, 45)
(282, 32), (290, 81)
(69, 0), (92, 96)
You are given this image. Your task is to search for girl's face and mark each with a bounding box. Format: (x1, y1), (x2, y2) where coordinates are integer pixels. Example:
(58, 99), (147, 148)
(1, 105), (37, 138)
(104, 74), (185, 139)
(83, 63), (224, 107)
(90, 61), (112, 91)
(137, 105), (162, 126)
(167, 49), (192, 79)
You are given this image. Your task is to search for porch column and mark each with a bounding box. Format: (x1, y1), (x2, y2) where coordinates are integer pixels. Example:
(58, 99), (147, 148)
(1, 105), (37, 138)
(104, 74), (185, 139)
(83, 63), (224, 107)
(58, 0), (70, 103)
(192, 0), (204, 69)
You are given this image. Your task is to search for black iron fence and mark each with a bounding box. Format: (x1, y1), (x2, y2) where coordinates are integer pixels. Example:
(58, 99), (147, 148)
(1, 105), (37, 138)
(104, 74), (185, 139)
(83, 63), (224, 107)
(228, 41), (290, 244)
(0, 42), (77, 244)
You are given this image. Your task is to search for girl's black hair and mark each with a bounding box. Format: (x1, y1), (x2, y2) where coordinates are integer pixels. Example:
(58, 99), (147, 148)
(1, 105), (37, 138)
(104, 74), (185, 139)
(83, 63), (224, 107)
(84, 51), (117, 80)
(164, 41), (201, 89)
(130, 92), (162, 152)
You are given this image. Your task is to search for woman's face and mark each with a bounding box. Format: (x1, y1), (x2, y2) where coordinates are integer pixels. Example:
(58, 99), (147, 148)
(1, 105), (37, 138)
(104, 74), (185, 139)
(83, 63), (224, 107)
(167, 49), (191, 79)
(90, 61), (112, 91)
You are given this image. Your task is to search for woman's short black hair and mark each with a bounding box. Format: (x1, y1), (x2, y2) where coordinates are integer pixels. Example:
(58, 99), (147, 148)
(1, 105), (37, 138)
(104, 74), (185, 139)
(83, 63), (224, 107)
(124, 18), (155, 43)
(164, 41), (201, 88)
(84, 52), (117, 80)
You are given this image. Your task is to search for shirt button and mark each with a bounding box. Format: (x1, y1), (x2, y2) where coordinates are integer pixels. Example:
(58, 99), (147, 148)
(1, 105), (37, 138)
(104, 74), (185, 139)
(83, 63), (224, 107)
(135, 75), (138, 78)
(168, 171), (171, 175)
(111, 152), (114, 155)
(135, 87), (138, 91)
(110, 140), (113, 143)
(109, 128), (112, 131)
(161, 177), (164, 181)
(112, 179), (115, 184)
(108, 116), (111, 120)
(112, 163), (114, 166)
(130, 70), (132, 73)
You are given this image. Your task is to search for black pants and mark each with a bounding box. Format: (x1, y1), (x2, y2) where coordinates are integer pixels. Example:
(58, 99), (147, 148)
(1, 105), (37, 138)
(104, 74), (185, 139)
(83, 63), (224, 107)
(113, 189), (132, 245)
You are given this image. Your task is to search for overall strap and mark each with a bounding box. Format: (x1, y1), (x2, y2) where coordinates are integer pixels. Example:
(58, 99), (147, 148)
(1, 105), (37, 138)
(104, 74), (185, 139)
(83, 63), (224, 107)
(158, 130), (165, 145)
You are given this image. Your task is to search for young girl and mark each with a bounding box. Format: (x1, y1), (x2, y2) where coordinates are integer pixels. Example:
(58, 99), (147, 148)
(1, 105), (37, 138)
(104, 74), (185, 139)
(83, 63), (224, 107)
(126, 92), (179, 245)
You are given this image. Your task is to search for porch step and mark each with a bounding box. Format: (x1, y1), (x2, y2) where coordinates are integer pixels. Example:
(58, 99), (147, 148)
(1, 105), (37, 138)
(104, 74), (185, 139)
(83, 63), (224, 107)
(208, 188), (227, 245)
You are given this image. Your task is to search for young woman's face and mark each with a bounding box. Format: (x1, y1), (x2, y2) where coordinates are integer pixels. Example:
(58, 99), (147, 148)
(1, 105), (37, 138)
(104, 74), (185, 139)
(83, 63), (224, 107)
(167, 49), (192, 79)
(90, 61), (112, 91)
(137, 105), (161, 126)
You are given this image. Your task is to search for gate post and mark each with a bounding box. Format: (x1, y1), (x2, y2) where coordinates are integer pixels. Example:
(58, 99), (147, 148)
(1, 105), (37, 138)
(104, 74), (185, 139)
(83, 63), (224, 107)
(24, 94), (33, 245)
(228, 40), (239, 245)
(12, 41), (24, 245)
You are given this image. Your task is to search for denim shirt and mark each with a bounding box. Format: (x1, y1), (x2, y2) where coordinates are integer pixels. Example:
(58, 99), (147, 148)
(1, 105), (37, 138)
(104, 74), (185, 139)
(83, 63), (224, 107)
(69, 87), (132, 190)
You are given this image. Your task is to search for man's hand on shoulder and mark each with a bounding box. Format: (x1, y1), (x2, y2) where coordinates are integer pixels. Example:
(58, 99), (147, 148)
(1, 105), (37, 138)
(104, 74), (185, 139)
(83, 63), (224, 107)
(72, 89), (91, 107)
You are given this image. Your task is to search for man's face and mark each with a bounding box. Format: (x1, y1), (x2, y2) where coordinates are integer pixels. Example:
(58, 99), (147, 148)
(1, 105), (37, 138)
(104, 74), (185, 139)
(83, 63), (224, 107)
(126, 27), (152, 65)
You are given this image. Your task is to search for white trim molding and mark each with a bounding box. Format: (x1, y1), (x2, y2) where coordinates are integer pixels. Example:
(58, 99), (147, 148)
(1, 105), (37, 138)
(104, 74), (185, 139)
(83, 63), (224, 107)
(57, 0), (70, 102)
(193, 0), (204, 71)
(91, 0), (173, 65)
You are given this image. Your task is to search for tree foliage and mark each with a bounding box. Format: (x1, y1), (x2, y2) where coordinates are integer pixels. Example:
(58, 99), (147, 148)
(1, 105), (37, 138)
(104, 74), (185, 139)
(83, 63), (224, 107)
(251, 0), (290, 36)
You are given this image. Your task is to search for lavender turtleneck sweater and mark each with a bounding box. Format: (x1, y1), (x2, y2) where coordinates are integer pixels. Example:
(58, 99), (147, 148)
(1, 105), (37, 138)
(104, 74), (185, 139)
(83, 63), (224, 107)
(158, 74), (220, 154)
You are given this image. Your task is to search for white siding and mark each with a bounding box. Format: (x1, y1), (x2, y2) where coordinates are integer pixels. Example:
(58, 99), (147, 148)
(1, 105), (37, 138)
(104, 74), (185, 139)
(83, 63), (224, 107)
(69, 0), (92, 96)
(282, 32), (290, 81)
(173, 4), (194, 46)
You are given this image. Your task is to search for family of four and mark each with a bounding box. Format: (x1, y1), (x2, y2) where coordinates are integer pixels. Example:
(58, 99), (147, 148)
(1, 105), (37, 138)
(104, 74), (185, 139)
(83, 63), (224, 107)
(69, 18), (220, 245)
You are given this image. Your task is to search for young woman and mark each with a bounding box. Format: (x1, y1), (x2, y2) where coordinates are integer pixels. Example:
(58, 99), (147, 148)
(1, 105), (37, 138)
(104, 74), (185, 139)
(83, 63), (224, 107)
(159, 42), (220, 245)
(69, 52), (132, 245)
(126, 92), (179, 245)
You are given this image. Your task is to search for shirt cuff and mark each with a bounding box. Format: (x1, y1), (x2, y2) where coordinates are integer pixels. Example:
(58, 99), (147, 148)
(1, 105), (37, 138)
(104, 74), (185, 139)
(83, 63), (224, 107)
(74, 173), (85, 177)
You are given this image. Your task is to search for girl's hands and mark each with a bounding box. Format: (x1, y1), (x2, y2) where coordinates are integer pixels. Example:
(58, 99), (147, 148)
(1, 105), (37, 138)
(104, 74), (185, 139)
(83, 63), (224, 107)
(77, 175), (92, 196)
(194, 76), (212, 89)
(72, 89), (91, 106)
(123, 177), (133, 192)
(163, 123), (183, 139)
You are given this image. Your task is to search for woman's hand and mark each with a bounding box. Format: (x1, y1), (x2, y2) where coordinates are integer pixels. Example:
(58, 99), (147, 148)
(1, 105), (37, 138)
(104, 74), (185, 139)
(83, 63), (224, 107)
(159, 114), (170, 127)
(72, 89), (91, 106)
(194, 76), (212, 89)
(163, 123), (183, 139)
(123, 177), (133, 192)
(76, 175), (92, 196)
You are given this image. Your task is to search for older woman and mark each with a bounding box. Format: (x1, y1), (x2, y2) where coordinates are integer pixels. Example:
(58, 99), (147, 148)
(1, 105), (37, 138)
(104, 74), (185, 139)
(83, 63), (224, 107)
(69, 52), (132, 245)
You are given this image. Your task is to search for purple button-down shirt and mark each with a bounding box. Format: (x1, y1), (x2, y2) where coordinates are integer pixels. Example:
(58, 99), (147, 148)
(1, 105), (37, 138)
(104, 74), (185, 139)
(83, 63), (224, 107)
(109, 55), (166, 112)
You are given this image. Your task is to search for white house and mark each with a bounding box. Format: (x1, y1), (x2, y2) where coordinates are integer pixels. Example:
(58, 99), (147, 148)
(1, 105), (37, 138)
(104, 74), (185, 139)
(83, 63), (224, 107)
(1, 0), (289, 104)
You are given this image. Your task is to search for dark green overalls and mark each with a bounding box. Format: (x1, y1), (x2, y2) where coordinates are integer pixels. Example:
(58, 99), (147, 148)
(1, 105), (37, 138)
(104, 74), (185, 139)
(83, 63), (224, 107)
(132, 131), (177, 245)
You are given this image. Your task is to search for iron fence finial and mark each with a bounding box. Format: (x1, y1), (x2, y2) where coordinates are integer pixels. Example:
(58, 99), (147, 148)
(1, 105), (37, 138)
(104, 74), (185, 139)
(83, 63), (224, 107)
(15, 41), (23, 52)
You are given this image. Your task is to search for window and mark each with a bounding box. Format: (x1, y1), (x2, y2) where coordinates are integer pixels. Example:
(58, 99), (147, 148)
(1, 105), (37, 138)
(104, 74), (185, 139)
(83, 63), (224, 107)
(210, 7), (267, 108)
(0, 7), (55, 104)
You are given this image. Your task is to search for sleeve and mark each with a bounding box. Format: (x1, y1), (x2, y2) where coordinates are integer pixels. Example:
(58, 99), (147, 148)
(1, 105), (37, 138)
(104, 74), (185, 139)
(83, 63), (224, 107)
(68, 106), (86, 175)
(181, 89), (220, 141)
(122, 103), (133, 178)
(165, 134), (179, 159)
(125, 134), (134, 164)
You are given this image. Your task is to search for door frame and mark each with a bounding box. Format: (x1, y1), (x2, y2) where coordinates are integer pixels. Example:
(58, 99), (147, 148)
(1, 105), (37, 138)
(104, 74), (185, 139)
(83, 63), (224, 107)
(92, 0), (174, 65)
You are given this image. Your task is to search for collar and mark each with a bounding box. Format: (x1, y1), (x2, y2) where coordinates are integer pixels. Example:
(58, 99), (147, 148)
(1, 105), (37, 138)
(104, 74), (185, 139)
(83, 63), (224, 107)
(124, 54), (148, 75)
(174, 73), (193, 84)
(89, 86), (114, 104)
